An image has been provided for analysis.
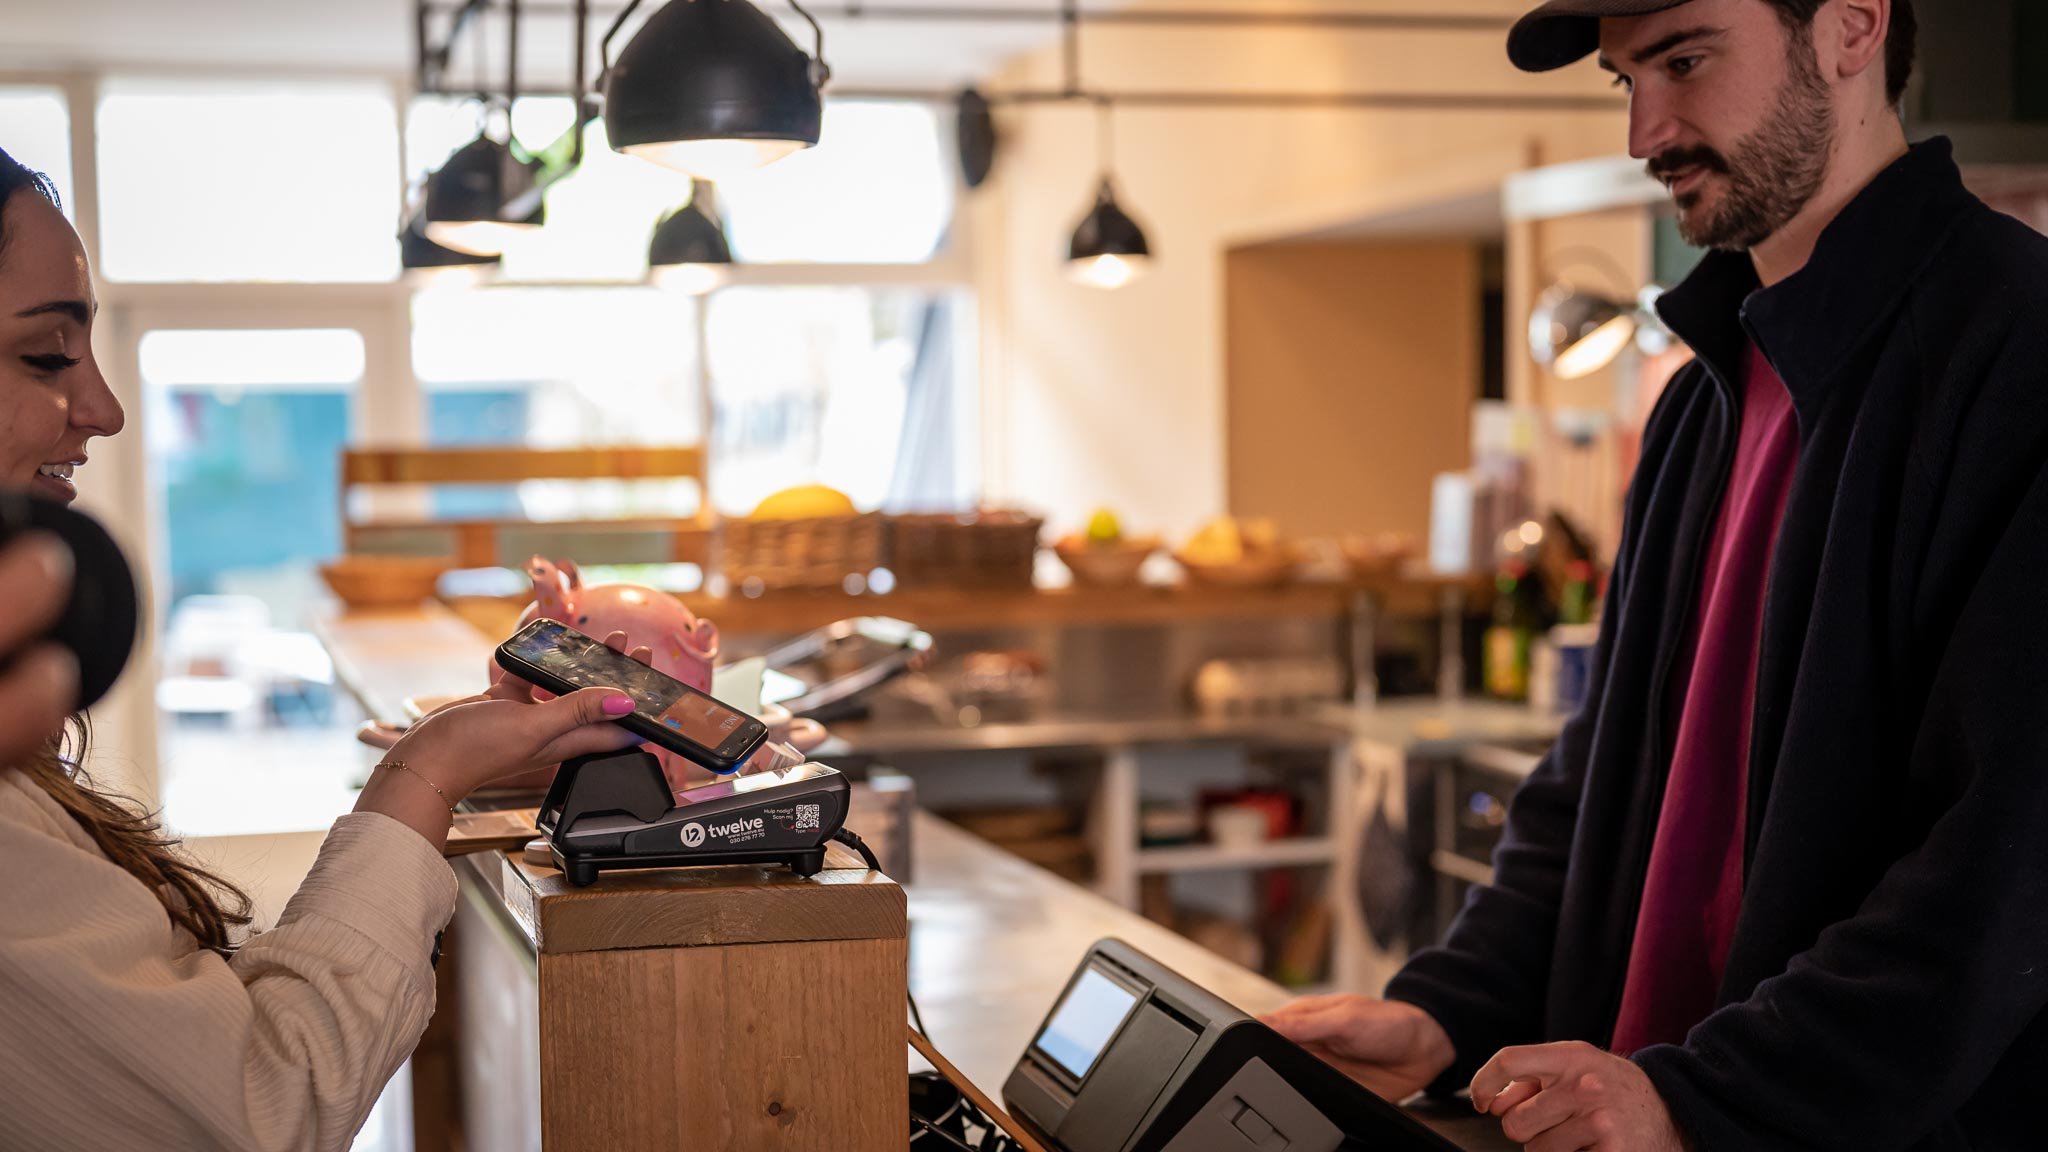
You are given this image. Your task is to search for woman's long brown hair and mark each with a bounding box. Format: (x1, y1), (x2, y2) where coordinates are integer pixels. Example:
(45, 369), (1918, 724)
(19, 720), (254, 957)
(3, 147), (253, 957)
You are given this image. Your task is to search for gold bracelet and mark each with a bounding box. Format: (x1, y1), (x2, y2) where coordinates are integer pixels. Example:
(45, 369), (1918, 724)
(380, 760), (455, 813)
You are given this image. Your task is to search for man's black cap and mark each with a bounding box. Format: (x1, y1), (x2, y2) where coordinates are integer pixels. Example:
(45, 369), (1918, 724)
(1508, 0), (1695, 72)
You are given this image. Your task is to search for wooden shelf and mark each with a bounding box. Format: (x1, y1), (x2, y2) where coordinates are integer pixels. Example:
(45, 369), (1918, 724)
(444, 569), (1490, 641)
(1134, 837), (1336, 874)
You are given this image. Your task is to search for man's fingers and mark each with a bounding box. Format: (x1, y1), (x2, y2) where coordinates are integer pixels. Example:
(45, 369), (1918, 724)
(1498, 1081), (1579, 1143)
(1524, 1113), (1606, 1152)
(1470, 1042), (1583, 1109)
(1259, 999), (1360, 1046)
(0, 645), (78, 762)
(0, 534), (73, 657)
(1484, 1077), (1542, 1120)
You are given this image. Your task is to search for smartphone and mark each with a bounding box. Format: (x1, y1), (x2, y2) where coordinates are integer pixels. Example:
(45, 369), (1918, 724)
(496, 619), (769, 774)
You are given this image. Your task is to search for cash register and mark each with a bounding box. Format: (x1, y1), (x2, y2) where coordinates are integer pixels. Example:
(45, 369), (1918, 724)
(1002, 939), (1464, 1152)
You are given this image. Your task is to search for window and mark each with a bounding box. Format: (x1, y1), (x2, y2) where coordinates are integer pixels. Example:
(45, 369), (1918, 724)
(0, 87), (73, 211)
(401, 96), (954, 278)
(97, 79), (401, 282)
(412, 286), (704, 519)
(139, 328), (374, 836)
(707, 286), (977, 515)
(720, 102), (954, 264)
(140, 328), (366, 599)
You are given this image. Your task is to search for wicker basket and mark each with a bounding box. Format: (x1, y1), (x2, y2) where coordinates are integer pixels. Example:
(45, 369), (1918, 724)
(888, 510), (1043, 590)
(719, 513), (888, 593)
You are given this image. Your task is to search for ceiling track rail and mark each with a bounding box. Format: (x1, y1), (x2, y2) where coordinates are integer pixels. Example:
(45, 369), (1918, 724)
(414, 0), (1621, 119)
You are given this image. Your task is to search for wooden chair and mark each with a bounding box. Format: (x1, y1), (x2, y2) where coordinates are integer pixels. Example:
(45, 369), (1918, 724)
(341, 446), (713, 569)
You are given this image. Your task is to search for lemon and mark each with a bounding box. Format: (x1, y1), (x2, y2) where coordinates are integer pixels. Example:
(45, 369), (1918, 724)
(750, 484), (857, 521)
(1086, 508), (1124, 546)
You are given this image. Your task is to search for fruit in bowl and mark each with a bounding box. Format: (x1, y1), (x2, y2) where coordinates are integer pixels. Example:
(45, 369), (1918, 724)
(1175, 517), (1297, 587)
(1055, 509), (1160, 587)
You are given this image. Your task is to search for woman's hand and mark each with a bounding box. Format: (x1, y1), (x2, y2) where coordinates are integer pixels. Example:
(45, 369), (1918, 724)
(0, 532), (77, 764)
(354, 631), (649, 848)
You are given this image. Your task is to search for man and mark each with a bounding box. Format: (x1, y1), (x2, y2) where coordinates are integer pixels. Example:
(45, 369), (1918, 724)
(1264, 1), (2048, 1148)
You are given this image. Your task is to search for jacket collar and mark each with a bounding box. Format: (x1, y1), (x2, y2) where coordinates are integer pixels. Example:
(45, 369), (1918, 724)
(1654, 137), (1977, 414)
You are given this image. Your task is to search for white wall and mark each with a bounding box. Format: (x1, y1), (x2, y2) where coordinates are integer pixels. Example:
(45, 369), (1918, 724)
(970, 1), (1631, 544)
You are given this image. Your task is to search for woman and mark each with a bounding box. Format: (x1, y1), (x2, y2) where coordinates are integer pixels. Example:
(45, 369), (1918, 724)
(0, 146), (646, 1149)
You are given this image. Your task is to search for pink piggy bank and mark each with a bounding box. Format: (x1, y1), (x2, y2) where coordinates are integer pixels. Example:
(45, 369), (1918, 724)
(495, 556), (722, 788)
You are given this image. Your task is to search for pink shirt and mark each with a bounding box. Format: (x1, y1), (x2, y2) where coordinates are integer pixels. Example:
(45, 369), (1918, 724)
(1610, 342), (1800, 1054)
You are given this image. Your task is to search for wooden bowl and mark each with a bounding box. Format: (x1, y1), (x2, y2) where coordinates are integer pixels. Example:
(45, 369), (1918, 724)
(1341, 533), (1418, 579)
(1054, 535), (1161, 587)
(1173, 549), (1297, 588)
(319, 555), (452, 609)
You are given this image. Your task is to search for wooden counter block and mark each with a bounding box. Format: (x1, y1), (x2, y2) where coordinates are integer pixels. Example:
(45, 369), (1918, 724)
(486, 840), (908, 1150)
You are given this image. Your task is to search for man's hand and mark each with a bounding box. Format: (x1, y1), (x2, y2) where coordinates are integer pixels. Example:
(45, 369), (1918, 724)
(1259, 995), (1456, 1103)
(1471, 1041), (1691, 1152)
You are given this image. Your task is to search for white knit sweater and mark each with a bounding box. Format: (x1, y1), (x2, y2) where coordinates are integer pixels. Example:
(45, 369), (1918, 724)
(0, 769), (458, 1150)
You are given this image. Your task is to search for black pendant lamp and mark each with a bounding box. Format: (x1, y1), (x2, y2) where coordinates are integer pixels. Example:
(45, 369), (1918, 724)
(601, 0), (830, 180)
(401, 213), (501, 270)
(1066, 102), (1151, 290)
(422, 133), (545, 257)
(649, 179), (734, 266)
(422, 0), (545, 257)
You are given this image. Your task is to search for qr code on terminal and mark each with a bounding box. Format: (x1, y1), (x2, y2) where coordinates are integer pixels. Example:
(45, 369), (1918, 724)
(796, 804), (821, 832)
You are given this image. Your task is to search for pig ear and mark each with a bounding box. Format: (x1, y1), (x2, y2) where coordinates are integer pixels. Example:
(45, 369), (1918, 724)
(560, 559), (582, 589)
(693, 619), (720, 658)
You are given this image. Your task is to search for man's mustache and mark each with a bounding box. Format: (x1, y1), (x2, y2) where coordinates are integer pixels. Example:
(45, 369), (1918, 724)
(1647, 146), (1732, 184)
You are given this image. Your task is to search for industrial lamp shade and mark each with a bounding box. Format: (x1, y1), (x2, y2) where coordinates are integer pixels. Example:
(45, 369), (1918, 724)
(423, 135), (545, 257)
(649, 181), (733, 266)
(1066, 179), (1151, 290)
(401, 215), (501, 270)
(603, 0), (823, 180)
(1528, 283), (1635, 380)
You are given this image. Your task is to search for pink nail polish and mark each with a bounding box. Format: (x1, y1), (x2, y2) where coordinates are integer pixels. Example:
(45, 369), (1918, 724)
(602, 694), (635, 716)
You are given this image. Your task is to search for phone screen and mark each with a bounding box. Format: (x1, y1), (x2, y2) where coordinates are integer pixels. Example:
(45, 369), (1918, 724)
(504, 620), (754, 752)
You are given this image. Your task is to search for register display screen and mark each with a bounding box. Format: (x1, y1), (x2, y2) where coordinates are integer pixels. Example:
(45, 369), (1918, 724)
(506, 621), (749, 748)
(1033, 967), (1142, 1081)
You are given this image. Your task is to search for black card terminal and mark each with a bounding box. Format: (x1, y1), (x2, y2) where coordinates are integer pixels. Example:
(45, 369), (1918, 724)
(1006, 939), (1464, 1152)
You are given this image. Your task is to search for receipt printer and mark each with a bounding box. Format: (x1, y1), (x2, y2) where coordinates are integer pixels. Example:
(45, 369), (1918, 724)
(1003, 939), (1462, 1152)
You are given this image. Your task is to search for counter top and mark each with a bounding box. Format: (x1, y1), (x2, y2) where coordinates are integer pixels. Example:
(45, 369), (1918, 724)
(317, 602), (1559, 758)
(322, 604), (1524, 1150)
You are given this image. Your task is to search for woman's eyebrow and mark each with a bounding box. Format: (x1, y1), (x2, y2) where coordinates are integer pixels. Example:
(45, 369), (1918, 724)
(14, 299), (92, 324)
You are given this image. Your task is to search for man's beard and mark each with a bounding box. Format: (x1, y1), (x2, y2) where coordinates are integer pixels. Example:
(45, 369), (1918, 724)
(1647, 31), (1835, 251)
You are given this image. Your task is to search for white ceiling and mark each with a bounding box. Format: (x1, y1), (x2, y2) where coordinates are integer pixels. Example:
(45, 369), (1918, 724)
(0, 0), (1067, 91)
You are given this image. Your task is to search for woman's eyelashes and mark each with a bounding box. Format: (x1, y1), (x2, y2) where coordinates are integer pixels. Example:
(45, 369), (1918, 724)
(23, 353), (81, 374)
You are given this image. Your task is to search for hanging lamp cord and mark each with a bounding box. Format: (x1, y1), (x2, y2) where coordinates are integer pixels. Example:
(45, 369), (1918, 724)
(1095, 96), (1117, 194)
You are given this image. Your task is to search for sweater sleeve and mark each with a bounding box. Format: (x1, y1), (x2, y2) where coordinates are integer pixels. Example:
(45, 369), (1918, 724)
(1381, 492), (1639, 1095)
(0, 803), (458, 1152)
(1634, 459), (2048, 1150)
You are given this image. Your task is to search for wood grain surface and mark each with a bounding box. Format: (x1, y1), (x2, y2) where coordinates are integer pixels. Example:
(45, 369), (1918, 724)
(540, 938), (909, 1150)
(497, 841), (905, 955)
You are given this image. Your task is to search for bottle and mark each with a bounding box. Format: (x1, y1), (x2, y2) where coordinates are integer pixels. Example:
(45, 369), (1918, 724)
(1559, 560), (1597, 626)
(1484, 561), (1539, 700)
